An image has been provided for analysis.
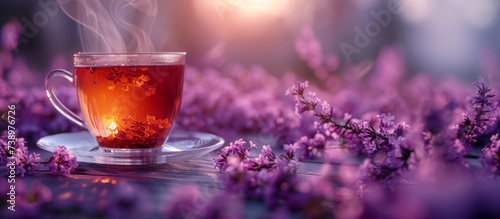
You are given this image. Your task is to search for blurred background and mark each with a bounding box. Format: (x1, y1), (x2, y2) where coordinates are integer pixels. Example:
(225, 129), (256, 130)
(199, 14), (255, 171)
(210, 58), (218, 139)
(1, 0), (499, 87)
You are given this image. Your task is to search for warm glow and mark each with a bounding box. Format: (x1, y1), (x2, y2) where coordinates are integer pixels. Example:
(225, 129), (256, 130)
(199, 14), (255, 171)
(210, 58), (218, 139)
(236, 0), (289, 17)
(108, 122), (117, 131)
(91, 177), (117, 185)
(195, 0), (293, 25)
(107, 121), (118, 137)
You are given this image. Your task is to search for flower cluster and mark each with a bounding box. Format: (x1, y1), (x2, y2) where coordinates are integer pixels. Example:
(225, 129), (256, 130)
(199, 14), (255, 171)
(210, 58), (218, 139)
(213, 139), (298, 173)
(286, 79), (500, 190)
(0, 137), (78, 176)
(205, 27), (500, 218)
(212, 139), (336, 212)
(0, 137), (40, 176)
(45, 145), (78, 175)
(480, 134), (500, 175)
(210, 77), (499, 217)
(457, 80), (497, 147)
(0, 81), (82, 142)
(287, 82), (417, 189)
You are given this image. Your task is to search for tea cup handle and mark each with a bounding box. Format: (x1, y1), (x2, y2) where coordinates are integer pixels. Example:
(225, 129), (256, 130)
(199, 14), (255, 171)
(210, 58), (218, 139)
(45, 69), (86, 128)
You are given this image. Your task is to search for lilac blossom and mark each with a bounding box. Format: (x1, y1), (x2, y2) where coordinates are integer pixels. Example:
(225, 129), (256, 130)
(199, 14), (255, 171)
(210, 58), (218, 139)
(220, 161), (331, 213)
(285, 78), (490, 191)
(46, 145), (78, 175)
(16, 86), (82, 142)
(286, 81), (411, 159)
(214, 139), (330, 210)
(456, 80), (497, 147)
(212, 140), (336, 215)
(0, 80), (82, 142)
(291, 134), (328, 160)
(1, 135), (78, 176)
(0, 138), (9, 165)
(0, 137), (40, 176)
(280, 144), (299, 161)
(480, 134), (500, 175)
(213, 139), (298, 173)
(285, 81), (418, 191)
(213, 139), (256, 172)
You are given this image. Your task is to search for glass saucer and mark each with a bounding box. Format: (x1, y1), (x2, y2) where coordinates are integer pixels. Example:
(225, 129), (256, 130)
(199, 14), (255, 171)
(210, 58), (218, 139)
(37, 131), (225, 165)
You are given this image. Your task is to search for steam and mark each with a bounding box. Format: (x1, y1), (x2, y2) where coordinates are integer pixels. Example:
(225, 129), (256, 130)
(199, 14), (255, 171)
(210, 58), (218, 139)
(57, 0), (158, 52)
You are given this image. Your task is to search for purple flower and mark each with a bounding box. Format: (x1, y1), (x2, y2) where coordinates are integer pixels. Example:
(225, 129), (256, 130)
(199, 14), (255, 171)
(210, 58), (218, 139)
(219, 160), (329, 213)
(0, 138), (10, 165)
(23, 152), (41, 173)
(286, 83), (412, 162)
(213, 139), (310, 211)
(0, 79), (82, 143)
(285, 80), (308, 96)
(480, 134), (500, 174)
(457, 80), (497, 147)
(1, 137), (41, 176)
(358, 152), (405, 190)
(213, 139), (256, 172)
(292, 134), (327, 160)
(213, 139), (298, 173)
(261, 145), (276, 160)
(46, 145), (78, 175)
(280, 144), (299, 161)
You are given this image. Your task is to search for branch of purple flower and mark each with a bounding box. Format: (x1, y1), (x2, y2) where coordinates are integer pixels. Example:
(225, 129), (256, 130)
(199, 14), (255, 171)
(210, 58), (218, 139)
(284, 79), (500, 189)
(1, 137), (78, 176)
(286, 81), (409, 158)
(286, 81), (415, 191)
(457, 80), (497, 148)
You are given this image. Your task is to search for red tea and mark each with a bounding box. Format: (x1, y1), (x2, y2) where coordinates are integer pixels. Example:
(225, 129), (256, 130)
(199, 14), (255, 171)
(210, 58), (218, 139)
(74, 65), (184, 149)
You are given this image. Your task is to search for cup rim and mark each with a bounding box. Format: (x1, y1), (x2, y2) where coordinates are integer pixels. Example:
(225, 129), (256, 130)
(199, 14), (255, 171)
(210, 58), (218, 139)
(74, 52), (186, 56)
(73, 52), (186, 66)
